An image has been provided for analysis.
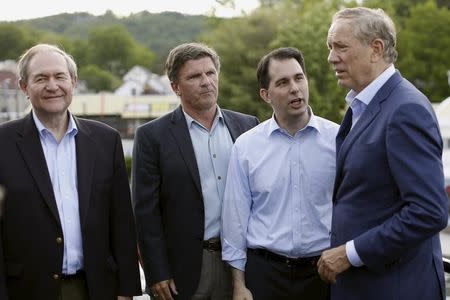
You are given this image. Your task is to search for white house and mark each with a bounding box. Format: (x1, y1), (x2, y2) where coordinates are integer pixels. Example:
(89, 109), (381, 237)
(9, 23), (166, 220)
(114, 66), (174, 96)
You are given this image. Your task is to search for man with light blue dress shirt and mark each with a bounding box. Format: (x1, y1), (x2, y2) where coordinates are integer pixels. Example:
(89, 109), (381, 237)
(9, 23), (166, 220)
(0, 43), (141, 300)
(132, 42), (258, 300)
(221, 47), (338, 300)
(318, 7), (447, 300)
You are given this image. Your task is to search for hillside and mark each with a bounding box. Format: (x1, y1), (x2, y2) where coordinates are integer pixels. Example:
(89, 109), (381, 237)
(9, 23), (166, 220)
(6, 11), (215, 71)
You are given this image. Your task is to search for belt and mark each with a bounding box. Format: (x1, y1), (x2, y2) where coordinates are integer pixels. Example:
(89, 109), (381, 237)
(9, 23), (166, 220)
(203, 238), (221, 252)
(248, 248), (320, 267)
(61, 270), (85, 280)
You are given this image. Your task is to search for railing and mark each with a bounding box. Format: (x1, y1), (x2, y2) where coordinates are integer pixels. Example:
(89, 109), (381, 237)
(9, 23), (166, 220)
(444, 257), (450, 273)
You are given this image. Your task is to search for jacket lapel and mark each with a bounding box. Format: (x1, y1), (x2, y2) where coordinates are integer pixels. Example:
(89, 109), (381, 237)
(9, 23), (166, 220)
(334, 71), (403, 198)
(74, 117), (94, 229)
(168, 106), (202, 194)
(16, 113), (61, 226)
(222, 110), (240, 142)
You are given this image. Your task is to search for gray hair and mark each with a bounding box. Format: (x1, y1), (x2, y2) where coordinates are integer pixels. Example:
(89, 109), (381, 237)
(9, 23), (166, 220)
(332, 7), (397, 63)
(165, 42), (220, 82)
(18, 43), (78, 84)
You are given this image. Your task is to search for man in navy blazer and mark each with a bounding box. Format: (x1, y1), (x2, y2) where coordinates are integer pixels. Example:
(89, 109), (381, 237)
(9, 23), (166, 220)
(318, 7), (448, 300)
(132, 43), (258, 300)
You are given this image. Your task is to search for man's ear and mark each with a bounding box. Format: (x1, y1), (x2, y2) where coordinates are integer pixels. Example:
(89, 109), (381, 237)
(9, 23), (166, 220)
(18, 80), (28, 95)
(260, 89), (271, 104)
(171, 81), (180, 96)
(370, 38), (385, 63)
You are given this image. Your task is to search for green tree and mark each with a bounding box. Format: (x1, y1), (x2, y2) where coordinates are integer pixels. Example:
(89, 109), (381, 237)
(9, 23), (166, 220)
(78, 64), (121, 92)
(396, 1), (450, 101)
(86, 25), (155, 77)
(204, 8), (282, 121)
(0, 24), (35, 60)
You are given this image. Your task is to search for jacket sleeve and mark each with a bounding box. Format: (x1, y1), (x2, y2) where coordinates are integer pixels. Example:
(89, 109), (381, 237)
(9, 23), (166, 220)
(132, 125), (172, 285)
(110, 132), (142, 295)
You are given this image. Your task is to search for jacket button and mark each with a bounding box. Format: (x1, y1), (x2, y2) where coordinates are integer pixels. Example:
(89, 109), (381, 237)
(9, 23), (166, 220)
(53, 274), (60, 280)
(56, 237), (63, 244)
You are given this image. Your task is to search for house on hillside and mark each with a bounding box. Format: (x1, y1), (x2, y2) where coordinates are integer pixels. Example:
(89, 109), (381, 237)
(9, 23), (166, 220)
(115, 65), (174, 96)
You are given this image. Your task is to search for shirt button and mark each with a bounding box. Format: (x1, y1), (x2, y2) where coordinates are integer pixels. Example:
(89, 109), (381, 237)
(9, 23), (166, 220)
(56, 237), (63, 244)
(53, 274), (60, 280)
(213, 154), (216, 158)
(218, 176), (221, 180)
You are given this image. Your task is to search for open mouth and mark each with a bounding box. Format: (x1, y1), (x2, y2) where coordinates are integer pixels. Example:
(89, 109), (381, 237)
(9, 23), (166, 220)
(289, 98), (303, 105)
(334, 70), (346, 76)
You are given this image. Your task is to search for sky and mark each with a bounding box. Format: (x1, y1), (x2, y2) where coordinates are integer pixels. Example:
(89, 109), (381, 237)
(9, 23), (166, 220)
(0, 0), (260, 21)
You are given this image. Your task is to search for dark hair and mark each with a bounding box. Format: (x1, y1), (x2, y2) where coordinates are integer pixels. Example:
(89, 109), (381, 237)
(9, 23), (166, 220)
(257, 47), (306, 89)
(165, 42), (220, 82)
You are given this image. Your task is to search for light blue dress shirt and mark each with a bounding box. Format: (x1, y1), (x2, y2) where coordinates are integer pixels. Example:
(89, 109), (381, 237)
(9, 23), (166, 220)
(221, 109), (339, 271)
(183, 107), (233, 240)
(344, 64), (396, 267)
(33, 111), (83, 274)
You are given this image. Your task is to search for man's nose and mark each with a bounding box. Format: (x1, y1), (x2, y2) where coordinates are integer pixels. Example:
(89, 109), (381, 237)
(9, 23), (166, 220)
(289, 80), (300, 94)
(45, 78), (58, 90)
(327, 49), (338, 64)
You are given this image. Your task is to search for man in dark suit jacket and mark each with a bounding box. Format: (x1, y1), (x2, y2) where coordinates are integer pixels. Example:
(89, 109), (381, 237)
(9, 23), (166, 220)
(132, 43), (258, 300)
(0, 44), (141, 300)
(318, 7), (448, 300)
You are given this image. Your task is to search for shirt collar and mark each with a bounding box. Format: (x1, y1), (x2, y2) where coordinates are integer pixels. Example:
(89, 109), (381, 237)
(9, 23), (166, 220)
(267, 106), (321, 136)
(345, 64), (395, 107)
(183, 105), (223, 129)
(32, 110), (78, 138)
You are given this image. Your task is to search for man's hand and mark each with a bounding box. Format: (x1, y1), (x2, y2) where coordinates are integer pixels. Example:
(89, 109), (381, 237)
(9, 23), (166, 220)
(233, 285), (253, 300)
(317, 245), (351, 284)
(231, 267), (253, 300)
(150, 279), (178, 300)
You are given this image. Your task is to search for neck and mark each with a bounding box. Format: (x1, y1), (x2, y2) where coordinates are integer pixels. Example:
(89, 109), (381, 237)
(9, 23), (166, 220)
(35, 111), (70, 143)
(183, 105), (217, 131)
(276, 110), (311, 136)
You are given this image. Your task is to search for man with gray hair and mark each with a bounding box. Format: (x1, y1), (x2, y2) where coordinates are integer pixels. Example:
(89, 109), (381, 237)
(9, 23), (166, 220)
(0, 43), (141, 300)
(318, 7), (448, 299)
(132, 42), (258, 300)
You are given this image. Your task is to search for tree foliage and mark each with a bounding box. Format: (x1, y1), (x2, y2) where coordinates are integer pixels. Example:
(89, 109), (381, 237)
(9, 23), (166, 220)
(204, 8), (281, 121)
(0, 24), (36, 60)
(86, 25), (154, 77)
(78, 64), (121, 92)
(0, 1), (448, 112)
(396, 1), (450, 101)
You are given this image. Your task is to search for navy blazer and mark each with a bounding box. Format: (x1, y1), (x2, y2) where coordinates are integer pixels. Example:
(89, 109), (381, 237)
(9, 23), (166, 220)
(0, 113), (141, 300)
(132, 106), (259, 299)
(331, 71), (448, 300)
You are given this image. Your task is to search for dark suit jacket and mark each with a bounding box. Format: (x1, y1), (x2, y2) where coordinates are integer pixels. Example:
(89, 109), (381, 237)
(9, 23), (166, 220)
(132, 106), (258, 299)
(331, 71), (448, 300)
(0, 113), (141, 300)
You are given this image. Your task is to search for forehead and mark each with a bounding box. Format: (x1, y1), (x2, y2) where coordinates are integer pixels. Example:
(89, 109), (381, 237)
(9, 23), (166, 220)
(28, 50), (70, 76)
(268, 58), (303, 80)
(179, 56), (216, 73)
